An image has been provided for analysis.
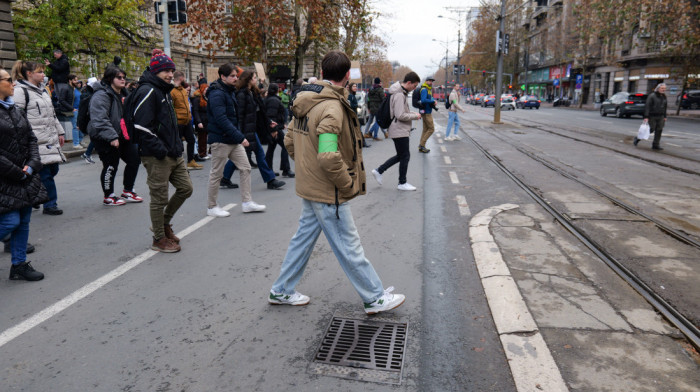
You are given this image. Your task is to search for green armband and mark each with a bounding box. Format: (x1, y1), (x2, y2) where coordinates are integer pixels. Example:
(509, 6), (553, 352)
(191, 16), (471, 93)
(318, 133), (338, 153)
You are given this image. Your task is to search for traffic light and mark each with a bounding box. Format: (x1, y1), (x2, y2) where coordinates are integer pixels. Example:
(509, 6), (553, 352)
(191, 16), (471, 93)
(482, 70), (486, 77)
(508, 85), (513, 89)
(155, 0), (187, 25)
(467, 68), (470, 75)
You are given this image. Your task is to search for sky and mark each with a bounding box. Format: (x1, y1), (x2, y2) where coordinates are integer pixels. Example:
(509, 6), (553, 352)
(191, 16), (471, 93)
(374, 0), (482, 80)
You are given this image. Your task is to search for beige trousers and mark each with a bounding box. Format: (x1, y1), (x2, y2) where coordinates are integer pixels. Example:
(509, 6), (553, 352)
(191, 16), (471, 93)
(419, 113), (435, 147)
(207, 143), (252, 208)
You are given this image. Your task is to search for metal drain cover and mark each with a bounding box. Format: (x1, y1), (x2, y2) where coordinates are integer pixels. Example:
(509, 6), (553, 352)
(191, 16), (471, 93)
(309, 312), (408, 384)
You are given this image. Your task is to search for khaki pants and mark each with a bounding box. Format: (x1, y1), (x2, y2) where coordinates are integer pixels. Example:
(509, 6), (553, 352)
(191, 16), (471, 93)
(208, 143), (252, 208)
(419, 113), (435, 147)
(141, 156), (194, 240)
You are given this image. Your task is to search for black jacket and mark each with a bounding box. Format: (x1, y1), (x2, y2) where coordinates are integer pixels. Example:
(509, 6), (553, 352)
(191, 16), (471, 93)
(348, 93), (358, 110)
(264, 94), (285, 132)
(206, 79), (245, 145)
(644, 92), (667, 119)
(191, 94), (208, 127)
(236, 88), (272, 148)
(0, 104), (48, 214)
(131, 69), (183, 159)
(367, 85), (384, 114)
(48, 55), (70, 84)
(87, 82), (127, 142)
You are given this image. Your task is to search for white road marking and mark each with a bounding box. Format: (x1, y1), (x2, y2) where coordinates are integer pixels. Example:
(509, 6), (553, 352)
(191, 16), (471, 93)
(444, 156), (452, 165)
(438, 138), (444, 144)
(469, 204), (568, 392)
(449, 171), (459, 184)
(666, 143), (681, 147)
(0, 203), (237, 349)
(456, 195), (471, 216)
(440, 146), (447, 153)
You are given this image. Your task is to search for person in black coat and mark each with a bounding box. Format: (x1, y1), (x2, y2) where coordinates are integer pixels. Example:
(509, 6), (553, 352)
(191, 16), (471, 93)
(191, 78), (210, 160)
(263, 84), (294, 178)
(0, 68), (48, 281)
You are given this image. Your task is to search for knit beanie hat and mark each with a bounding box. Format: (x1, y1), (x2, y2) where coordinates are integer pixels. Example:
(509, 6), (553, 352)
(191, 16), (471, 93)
(149, 49), (176, 74)
(374, 77), (381, 84)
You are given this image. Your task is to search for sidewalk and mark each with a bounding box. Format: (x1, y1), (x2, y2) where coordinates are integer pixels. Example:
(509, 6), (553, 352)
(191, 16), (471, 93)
(540, 102), (700, 119)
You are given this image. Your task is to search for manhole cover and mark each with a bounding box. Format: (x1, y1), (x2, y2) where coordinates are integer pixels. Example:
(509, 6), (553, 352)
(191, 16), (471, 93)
(309, 312), (408, 384)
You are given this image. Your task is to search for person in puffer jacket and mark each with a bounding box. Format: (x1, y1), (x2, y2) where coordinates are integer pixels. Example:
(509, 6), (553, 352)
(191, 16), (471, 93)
(268, 50), (406, 315)
(12, 60), (66, 216)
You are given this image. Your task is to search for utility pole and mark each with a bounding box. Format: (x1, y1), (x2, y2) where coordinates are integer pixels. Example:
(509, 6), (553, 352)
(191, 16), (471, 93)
(493, 0), (506, 124)
(159, 2), (171, 56)
(442, 7), (470, 86)
(444, 44), (448, 88)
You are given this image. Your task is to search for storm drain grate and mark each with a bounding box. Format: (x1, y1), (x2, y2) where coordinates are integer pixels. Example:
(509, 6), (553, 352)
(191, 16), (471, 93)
(309, 315), (408, 384)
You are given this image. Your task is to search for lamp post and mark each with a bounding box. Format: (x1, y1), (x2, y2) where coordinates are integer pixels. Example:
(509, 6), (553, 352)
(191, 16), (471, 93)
(493, 0), (506, 124)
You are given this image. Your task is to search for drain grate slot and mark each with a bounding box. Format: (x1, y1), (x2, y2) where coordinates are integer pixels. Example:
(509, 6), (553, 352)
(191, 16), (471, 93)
(310, 315), (408, 384)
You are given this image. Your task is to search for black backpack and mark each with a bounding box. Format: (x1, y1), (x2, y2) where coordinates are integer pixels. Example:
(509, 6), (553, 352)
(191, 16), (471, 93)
(412, 87), (425, 110)
(445, 93), (452, 110)
(375, 93), (394, 129)
(77, 87), (94, 132)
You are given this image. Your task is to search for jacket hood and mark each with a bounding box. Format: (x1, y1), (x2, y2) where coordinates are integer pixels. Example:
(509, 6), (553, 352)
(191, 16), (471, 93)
(388, 81), (405, 95)
(17, 79), (46, 94)
(291, 81), (349, 118)
(138, 68), (174, 93)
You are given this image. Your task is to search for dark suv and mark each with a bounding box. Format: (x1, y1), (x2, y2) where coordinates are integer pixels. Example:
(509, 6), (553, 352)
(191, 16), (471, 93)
(600, 92), (647, 118)
(679, 90), (700, 110)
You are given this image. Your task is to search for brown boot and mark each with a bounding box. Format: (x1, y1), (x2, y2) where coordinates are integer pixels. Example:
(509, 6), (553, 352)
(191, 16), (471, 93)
(164, 223), (180, 244)
(151, 236), (181, 253)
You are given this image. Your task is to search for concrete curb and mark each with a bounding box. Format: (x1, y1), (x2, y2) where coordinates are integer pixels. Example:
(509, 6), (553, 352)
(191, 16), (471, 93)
(470, 204), (569, 392)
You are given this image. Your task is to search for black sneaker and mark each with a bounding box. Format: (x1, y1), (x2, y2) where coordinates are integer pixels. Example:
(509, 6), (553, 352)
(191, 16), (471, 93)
(418, 146), (430, 153)
(220, 178), (239, 189)
(9, 261), (44, 281)
(652, 146), (664, 151)
(267, 179), (286, 190)
(193, 154), (206, 162)
(43, 207), (63, 215)
(633, 137), (639, 146)
(3, 239), (35, 254)
(282, 170), (295, 178)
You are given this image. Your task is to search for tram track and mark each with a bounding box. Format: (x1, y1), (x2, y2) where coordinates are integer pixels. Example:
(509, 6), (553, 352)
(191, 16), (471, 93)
(458, 118), (700, 350)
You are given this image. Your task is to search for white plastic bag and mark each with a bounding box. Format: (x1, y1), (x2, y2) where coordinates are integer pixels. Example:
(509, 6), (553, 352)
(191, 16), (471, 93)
(637, 122), (650, 140)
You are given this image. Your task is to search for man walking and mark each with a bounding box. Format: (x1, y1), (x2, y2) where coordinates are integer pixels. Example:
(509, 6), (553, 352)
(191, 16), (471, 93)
(364, 77), (387, 140)
(636, 83), (668, 150)
(418, 76), (437, 153)
(171, 71), (202, 170)
(131, 49), (193, 252)
(269, 50), (405, 315)
(371, 72), (422, 191)
(445, 84), (465, 141)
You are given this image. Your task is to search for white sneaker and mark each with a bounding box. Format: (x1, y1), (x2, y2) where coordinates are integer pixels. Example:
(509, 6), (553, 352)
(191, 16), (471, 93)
(445, 135), (454, 141)
(207, 206), (230, 217)
(364, 286), (405, 314)
(371, 169), (383, 185)
(242, 201), (266, 213)
(397, 183), (417, 191)
(453, 134), (462, 140)
(268, 290), (310, 306)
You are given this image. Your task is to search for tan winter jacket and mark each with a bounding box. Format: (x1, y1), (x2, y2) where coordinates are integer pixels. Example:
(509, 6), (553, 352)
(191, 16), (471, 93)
(285, 81), (366, 205)
(387, 82), (421, 139)
(170, 85), (192, 125)
(448, 89), (465, 112)
(13, 80), (66, 165)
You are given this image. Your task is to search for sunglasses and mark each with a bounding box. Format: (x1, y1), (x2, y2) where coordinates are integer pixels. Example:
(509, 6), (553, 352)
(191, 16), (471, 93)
(115, 75), (126, 80)
(0, 77), (12, 83)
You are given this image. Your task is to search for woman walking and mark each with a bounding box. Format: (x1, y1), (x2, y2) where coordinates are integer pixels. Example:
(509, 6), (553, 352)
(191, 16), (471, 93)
(0, 67), (48, 281)
(12, 60), (66, 215)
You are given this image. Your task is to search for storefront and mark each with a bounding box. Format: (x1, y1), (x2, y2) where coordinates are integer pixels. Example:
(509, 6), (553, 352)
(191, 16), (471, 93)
(613, 71), (624, 94)
(628, 69), (641, 93)
(644, 67), (670, 93)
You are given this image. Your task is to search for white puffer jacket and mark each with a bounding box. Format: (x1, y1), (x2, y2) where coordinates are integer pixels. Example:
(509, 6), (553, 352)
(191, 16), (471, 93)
(12, 80), (66, 165)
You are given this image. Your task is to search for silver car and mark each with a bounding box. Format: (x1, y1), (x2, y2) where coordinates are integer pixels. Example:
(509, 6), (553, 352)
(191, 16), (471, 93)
(356, 91), (369, 125)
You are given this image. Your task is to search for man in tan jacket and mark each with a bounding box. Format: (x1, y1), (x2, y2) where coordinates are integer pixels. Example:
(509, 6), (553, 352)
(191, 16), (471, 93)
(269, 51), (405, 315)
(371, 72), (422, 191)
(170, 71), (202, 170)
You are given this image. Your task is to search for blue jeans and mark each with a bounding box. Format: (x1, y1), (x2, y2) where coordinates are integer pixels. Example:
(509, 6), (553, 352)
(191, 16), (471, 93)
(0, 206), (32, 265)
(271, 199), (385, 303)
(39, 163), (59, 208)
(446, 111), (460, 137)
(224, 133), (276, 183)
(70, 115), (83, 147)
(364, 113), (377, 135)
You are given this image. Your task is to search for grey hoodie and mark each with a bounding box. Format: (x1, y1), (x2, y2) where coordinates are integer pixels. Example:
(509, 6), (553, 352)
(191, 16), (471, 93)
(387, 82), (421, 139)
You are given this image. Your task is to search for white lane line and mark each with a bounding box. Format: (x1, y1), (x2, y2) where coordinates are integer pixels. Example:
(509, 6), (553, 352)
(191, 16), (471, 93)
(469, 205), (568, 392)
(444, 156), (452, 165)
(449, 171), (459, 184)
(0, 203), (237, 349)
(438, 138), (444, 144)
(440, 146), (447, 153)
(666, 143), (681, 147)
(456, 195), (471, 216)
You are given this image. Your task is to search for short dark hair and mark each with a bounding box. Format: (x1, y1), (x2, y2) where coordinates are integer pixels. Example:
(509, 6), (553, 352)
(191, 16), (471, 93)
(173, 70), (185, 79)
(102, 65), (126, 86)
(68, 74), (77, 81)
(218, 63), (236, 78)
(403, 72), (420, 83)
(268, 84), (279, 95)
(321, 51), (351, 82)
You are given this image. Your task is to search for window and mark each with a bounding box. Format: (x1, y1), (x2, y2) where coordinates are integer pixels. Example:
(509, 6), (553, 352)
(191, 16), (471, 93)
(201, 61), (207, 77)
(185, 59), (191, 82)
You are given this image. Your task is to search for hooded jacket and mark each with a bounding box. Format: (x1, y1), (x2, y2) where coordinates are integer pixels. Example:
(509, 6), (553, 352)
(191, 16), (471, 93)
(0, 102), (48, 214)
(86, 81), (126, 142)
(367, 84), (384, 114)
(48, 54), (70, 84)
(237, 87), (273, 148)
(131, 69), (183, 159)
(206, 79), (245, 145)
(264, 94), (285, 132)
(170, 85), (192, 125)
(420, 83), (436, 114)
(12, 80), (66, 165)
(387, 82), (421, 139)
(285, 82), (366, 205)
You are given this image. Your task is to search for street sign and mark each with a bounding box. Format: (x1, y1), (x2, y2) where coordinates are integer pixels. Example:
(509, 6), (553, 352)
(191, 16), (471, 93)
(575, 74), (583, 90)
(553, 79), (560, 87)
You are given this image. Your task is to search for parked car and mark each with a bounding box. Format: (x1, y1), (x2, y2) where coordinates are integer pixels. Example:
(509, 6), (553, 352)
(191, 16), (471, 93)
(599, 92), (647, 118)
(356, 91), (369, 125)
(678, 90), (700, 110)
(481, 95), (496, 107)
(473, 93), (486, 105)
(501, 97), (516, 111)
(517, 95), (541, 109)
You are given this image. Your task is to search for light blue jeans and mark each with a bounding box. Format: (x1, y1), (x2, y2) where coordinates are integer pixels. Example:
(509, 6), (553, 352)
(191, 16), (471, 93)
(446, 111), (460, 137)
(271, 199), (385, 303)
(70, 114), (82, 147)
